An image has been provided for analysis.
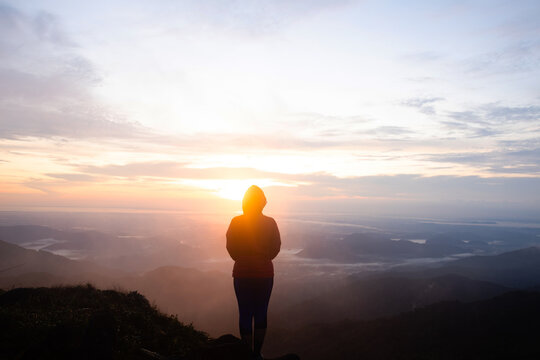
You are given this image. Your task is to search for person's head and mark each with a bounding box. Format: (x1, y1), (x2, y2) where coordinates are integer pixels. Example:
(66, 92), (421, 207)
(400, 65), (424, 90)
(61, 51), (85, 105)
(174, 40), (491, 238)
(242, 185), (267, 215)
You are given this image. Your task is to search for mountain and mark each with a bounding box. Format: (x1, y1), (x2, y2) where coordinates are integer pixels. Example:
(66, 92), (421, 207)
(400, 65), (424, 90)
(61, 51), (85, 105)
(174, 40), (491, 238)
(0, 241), (233, 335)
(0, 285), (300, 360)
(297, 232), (465, 262)
(0, 225), (65, 245)
(400, 246), (540, 288)
(276, 273), (509, 328)
(0, 225), (203, 272)
(0, 225), (121, 256)
(96, 241), (203, 273)
(267, 290), (540, 360)
(0, 284), (207, 360)
(0, 239), (110, 279)
(0, 242), (234, 335)
(297, 225), (540, 264)
(435, 246), (540, 287)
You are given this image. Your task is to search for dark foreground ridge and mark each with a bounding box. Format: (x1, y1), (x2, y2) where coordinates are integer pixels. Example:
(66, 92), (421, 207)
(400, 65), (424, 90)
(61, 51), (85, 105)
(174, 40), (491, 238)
(0, 285), (299, 360)
(270, 290), (540, 360)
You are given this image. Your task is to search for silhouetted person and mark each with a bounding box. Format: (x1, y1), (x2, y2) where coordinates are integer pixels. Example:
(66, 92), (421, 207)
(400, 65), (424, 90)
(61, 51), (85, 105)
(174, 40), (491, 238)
(226, 185), (281, 360)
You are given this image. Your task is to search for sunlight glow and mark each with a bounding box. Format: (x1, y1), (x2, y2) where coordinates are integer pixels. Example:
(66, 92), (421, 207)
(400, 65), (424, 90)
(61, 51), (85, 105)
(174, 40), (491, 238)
(180, 179), (296, 201)
(1, 1), (539, 215)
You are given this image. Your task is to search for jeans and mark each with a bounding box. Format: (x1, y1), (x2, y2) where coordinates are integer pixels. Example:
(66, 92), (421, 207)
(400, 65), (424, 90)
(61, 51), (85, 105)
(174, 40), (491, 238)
(233, 277), (274, 335)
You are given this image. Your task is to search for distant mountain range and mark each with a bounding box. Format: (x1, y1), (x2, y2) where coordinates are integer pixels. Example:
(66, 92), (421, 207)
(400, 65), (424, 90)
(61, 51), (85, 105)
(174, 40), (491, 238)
(0, 239), (235, 334)
(275, 274), (509, 328)
(277, 246), (540, 328)
(0, 239), (109, 278)
(298, 229), (540, 263)
(0, 225), (203, 272)
(399, 246), (540, 288)
(267, 290), (540, 360)
(297, 232), (468, 262)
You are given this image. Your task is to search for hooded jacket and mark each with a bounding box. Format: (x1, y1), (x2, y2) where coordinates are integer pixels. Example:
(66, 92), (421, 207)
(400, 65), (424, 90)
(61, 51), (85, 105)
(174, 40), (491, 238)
(226, 186), (281, 278)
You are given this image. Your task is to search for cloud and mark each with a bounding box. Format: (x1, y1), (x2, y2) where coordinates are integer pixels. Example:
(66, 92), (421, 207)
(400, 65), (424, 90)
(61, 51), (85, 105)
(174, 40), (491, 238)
(70, 161), (540, 206)
(278, 112), (369, 138)
(484, 104), (540, 123)
(272, 113), (416, 143)
(46, 173), (97, 182)
(424, 147), (540, 175)
(268, 173), (540, 219)
(0, 4), (73, 47)
(445, 111), (484, 124)
(168, 0), (353, 36)
(462, 42), (540, 76)
(77, 161), (282, 180)
(499, 137), (540, 150)
(0, 4), (143, 140)
(442, 103), (540, 138)
(402, 97), (444, 115)
(0, 97), (146, 140)
(439, 120), (500, 138)
(364, 126), (414, 136)
(0, 4), (91, 77)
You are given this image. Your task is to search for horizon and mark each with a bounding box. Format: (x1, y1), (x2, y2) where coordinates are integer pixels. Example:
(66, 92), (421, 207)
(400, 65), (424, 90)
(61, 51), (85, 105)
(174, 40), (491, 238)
(1, 0), (540, 218)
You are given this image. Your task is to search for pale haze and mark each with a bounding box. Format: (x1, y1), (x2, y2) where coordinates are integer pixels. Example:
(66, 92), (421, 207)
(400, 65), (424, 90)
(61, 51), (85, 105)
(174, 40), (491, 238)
(1, 0), (539, 218)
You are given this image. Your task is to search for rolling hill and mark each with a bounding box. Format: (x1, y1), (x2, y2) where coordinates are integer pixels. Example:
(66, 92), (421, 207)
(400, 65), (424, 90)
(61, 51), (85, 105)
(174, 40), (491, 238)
(0, 285), (299, 360)
(275, 273), (509, 328)
(267, 290), (540, 360)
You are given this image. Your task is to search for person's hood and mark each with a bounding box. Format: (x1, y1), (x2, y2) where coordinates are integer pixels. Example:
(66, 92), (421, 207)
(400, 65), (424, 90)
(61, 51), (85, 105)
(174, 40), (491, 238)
(242, 185), (267, 215)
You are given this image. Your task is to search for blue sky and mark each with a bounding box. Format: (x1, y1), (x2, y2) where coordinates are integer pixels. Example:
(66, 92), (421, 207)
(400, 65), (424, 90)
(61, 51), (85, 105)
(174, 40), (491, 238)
(0, 0), (539, 218)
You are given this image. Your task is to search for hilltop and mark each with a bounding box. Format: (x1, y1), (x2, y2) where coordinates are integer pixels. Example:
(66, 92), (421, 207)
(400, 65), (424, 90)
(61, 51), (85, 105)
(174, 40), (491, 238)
(0, 285), (299, 360)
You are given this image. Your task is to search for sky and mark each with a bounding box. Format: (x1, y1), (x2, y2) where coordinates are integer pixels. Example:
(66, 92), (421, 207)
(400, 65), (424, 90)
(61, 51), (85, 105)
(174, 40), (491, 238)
(0, 0), (539, 219)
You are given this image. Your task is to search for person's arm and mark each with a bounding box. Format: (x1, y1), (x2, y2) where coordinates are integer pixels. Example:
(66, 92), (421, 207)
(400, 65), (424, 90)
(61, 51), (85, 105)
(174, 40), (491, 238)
(268, 218), (281, 260)
(226, 218), (240, 261)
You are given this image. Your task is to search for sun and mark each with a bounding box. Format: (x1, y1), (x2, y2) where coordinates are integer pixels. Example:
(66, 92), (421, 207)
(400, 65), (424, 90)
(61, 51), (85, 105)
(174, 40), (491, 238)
(195, 179), (296, 201)
(179, 178), (296, 201)
(216, 180), (255, 201)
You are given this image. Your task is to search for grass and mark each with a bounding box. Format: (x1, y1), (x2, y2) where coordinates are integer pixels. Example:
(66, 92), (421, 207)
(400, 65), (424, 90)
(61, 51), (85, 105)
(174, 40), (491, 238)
(0, 284), (209, 360)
